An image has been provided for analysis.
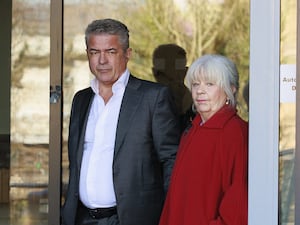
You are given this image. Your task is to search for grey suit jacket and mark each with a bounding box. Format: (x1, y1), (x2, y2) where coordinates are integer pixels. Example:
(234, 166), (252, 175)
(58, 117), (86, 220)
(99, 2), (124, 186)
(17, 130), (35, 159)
(62, 75), (181, 225)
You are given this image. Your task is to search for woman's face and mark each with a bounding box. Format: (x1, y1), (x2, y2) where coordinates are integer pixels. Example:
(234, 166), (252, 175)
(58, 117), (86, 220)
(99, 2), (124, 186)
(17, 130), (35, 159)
(191, 79), (227, 123)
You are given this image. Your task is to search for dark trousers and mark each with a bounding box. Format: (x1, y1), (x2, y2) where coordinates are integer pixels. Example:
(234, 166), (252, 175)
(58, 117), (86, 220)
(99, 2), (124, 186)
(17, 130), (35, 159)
(75, 203), (120, 225)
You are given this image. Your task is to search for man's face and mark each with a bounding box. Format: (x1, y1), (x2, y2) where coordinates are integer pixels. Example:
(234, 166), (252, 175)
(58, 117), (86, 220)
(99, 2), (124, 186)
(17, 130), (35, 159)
(86, 34), (131, 87)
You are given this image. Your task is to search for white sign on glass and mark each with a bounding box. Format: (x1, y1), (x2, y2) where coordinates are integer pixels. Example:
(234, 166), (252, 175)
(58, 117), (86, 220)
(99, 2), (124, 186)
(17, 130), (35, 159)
(280, 64), (296, 103)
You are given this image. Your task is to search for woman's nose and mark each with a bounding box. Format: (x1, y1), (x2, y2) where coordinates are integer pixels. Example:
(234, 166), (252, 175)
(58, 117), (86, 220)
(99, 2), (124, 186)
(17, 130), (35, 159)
(196, 84), (206, 93)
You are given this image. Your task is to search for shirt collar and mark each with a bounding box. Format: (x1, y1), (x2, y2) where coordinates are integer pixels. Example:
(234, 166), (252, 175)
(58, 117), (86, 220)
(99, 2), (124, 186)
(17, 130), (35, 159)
(90, 69), (130, 95)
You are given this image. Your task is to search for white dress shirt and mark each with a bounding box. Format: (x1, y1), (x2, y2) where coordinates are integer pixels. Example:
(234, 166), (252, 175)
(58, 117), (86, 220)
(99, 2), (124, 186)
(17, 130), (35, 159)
(79, 70), (130, 208)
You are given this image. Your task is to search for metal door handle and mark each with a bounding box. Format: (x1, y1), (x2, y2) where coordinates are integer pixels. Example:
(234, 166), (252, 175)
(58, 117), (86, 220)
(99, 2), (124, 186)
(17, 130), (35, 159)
(50, 85), (61, 104)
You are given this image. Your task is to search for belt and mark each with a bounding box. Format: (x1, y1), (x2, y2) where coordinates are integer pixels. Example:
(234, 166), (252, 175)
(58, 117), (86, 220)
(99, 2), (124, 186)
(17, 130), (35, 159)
(80, 202), (117, 219)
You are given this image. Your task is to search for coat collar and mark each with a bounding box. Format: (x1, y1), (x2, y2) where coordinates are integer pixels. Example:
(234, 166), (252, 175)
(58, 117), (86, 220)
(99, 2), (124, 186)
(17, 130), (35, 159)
(77, 88), (95, 168)
(193, 105), (237, 129)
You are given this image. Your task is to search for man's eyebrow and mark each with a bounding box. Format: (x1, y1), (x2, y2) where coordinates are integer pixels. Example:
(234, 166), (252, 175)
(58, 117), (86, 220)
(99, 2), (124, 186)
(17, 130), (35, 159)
(88, 48), (100, 51)
(88, 48), (117, 52)
(106, 48), (117, 51)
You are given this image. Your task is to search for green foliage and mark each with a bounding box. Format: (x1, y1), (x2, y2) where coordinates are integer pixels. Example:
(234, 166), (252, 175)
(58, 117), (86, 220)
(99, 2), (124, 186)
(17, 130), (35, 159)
(119, 0), (250, 119)
(11, 0), (251, 119)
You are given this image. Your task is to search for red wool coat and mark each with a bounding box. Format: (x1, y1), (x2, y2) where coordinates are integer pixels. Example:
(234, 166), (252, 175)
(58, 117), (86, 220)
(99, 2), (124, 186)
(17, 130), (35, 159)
(159, 106), (248, 225)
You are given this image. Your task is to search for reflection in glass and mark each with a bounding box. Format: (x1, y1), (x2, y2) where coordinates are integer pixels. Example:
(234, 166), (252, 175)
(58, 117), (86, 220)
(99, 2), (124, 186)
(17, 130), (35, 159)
(10, 0), (50, 224)
(61, 0), (251, 210)
(279, 0), (296, 224)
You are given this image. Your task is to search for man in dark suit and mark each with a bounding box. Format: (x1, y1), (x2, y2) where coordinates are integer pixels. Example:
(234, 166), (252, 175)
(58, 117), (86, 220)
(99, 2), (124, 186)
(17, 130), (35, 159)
(61, 18), (181, 225)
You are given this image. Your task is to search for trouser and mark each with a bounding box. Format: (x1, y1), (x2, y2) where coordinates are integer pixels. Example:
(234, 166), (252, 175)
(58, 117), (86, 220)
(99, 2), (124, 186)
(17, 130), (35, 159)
(75, 202), (120, 225)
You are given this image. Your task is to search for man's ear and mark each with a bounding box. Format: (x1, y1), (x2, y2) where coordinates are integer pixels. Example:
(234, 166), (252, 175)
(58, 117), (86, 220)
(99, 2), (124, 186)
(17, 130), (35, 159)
(125, 48), (132, 60)
(182, 66), (188, 77)
(86, 49), (90, 60)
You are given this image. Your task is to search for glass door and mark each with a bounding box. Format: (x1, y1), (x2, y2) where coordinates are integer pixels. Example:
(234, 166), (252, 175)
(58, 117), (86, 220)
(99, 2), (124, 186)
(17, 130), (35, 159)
(3, 0), (253, 224)
(0, 1), (12, 225)
(279, 0), (297, 224)
(10, 1), (50, 224)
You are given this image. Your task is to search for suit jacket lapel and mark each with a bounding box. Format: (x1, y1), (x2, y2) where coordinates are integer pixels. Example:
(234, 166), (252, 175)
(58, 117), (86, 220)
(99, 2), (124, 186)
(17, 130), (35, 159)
(76, 88), (94, 168)
(114, 75), (142, 157)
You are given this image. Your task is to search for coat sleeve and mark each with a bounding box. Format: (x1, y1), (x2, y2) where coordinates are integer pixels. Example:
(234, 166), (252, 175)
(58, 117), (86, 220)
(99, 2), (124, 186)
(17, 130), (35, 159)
(209, 122), (248, 225)
(151, 86), (181, 193)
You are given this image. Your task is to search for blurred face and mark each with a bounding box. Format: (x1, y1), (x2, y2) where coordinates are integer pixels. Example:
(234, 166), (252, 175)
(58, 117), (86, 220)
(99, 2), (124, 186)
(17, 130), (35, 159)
(191, 79), (227, 123)
(86, 34), (131, 87)
(153, 58), (187, 86)
(153, 66), (187, 85)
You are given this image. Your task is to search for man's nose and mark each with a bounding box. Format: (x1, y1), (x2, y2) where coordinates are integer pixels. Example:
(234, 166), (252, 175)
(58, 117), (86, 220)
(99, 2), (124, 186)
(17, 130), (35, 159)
(99, 52), (108, 64)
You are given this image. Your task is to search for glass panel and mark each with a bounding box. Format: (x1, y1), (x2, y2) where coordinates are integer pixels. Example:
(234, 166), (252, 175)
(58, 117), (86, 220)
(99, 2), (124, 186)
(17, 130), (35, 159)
(62, 0), (250, 214)
(10, 1), (50, 224)
(279, 0), (297, 224)
(0, 1), (12, 225)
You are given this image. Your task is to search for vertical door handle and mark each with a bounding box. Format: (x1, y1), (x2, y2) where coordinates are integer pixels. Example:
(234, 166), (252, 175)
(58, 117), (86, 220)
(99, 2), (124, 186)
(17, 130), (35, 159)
(50, 85), (61, 104)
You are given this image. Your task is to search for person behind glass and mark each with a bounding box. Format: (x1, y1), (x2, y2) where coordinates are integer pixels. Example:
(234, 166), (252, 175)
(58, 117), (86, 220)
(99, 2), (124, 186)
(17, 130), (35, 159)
(159, 54), (248, 225)
(61, 18), (181, 225)
(152, 44), (194, 132)
(243, 80), (249, 112)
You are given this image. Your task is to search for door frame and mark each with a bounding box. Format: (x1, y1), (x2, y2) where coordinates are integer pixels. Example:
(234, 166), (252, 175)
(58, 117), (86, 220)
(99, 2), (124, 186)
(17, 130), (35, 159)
(249, 0), (280, 224)
(46, 0), (285, 224)
(295, 0), (300, 223)
(48, 0), (63, 224)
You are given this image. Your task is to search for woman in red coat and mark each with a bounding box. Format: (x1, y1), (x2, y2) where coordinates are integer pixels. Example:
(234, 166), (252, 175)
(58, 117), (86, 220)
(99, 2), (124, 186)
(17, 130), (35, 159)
(159, 54), (248, 225)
